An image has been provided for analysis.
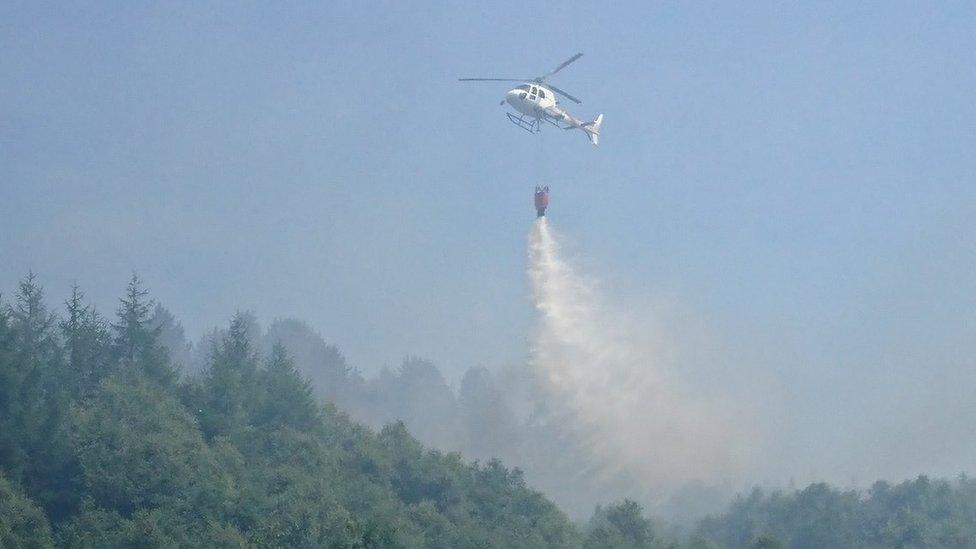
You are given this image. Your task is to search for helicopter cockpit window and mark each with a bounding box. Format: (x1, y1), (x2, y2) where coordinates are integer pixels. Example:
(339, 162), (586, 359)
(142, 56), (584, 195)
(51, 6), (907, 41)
(538, 89), (546, 99)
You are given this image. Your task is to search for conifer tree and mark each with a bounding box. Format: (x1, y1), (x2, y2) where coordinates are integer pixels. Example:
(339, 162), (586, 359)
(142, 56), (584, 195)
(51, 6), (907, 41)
(60, 285), (111, 396)
(61, 286), (87, 392)
(149, 304), (192, 372)
(199, 312), (261, 440)
(257, 343), (320, 431)
(0, 291), (19, 477)
(112, 273), (175, 387)
(0, 274), (59, 478)
(3, 274), (78, 521)
(11, 272), (59, 369)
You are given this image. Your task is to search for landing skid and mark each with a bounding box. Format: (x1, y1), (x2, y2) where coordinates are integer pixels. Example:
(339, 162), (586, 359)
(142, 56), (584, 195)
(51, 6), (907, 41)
(506, 112), (541, 133)
(506, 112), (563, 134)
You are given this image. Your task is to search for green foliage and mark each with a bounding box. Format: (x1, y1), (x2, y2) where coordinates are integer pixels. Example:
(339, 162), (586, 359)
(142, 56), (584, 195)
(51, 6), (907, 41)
(0, 475), (54, 548)
(0, 274), (80, 520)
(696, 476), (976, 548)
(255, 343), (321, 432)
(0, 273), (583, 548)
(151, 304), (193, 372)
(361, 358), (462, 451)
(70, 377), (228, 518)
(61, 285), (112, 396)
(13, 271), (976, 549)
(112, 273), (176, 387)
(264, 318), (354, 406)
(0, 274), (60, 481)
(197, 313), (258, 440)
(748, 534), (784, 549)
(586, 499), (656, 549)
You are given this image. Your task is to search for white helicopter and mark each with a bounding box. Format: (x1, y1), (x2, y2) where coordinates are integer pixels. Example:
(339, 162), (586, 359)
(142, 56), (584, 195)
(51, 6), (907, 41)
(459, 53), (604, 145)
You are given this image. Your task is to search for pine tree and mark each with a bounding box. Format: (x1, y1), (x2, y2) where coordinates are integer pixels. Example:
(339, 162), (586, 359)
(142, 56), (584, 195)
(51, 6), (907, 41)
(60, 285), (111, 397)
(199, 312), (261, 440)
(0, 291), (21, 477)
(11, 272), (59, 369)
(256, 343), (320, 431)
(149, 304), (192, 372)
(0, 273), (59, 478)
(112, 273), (175, 387)
(3, 274), (80, 520)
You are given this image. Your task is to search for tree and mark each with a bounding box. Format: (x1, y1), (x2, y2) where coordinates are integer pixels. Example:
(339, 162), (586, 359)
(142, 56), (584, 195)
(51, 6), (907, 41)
(149, 304), (192, 374)
(365, 357), (461, 450)
(0, 274), (79, 521)
(2, 274), (60, 445)
(0, 474), (54, 548)
(60, 285), (111, 396)
(70, 377), (229, 519)
(254, 343), (321, 432)
(586, 500), (655, 549)
(112, 273), (175, 387)
(458, 366), (520, 460)
(198, 312), (261, 440)
(0, 290), (21, 475)
(264, 318), (356, 407)
(0, 274), (592, 548)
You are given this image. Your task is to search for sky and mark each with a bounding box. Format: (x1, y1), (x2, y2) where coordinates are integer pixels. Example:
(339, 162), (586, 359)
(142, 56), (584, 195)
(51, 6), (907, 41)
(2, 2), (975, 487)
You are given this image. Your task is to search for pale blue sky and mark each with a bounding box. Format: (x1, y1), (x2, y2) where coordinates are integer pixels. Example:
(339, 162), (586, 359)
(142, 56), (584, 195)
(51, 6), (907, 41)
(2, 1), (975, 483)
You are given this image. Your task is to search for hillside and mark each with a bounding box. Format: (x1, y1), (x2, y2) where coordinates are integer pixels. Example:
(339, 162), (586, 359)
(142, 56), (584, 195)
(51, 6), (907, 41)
(0, 274), (579, 548)
(7, 273), (976, 549)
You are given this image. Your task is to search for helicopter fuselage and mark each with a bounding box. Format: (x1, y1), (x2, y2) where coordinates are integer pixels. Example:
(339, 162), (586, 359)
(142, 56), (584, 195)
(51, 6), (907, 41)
(505, 84), (584, 129)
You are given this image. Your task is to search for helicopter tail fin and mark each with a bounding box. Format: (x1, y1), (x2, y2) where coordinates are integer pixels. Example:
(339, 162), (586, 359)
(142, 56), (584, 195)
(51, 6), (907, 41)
(582, 114), (603, 145)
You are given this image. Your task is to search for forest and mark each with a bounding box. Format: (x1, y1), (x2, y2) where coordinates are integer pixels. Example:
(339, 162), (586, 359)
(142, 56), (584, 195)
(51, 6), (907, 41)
(2, 272), (976, 548)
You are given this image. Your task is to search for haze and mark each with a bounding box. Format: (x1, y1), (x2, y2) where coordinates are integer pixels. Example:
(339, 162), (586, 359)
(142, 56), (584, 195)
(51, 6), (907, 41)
(3, 1), (975, 509)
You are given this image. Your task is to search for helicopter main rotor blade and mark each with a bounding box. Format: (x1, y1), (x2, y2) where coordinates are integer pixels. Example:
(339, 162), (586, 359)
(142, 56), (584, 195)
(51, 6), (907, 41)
(458, 78), (530, 82)
(546, 83), (582, 104)
(543, 52), (583, 79)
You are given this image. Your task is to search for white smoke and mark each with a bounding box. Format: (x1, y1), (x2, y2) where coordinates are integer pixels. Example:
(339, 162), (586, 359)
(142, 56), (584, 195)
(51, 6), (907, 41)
(528, 218), (750, 499)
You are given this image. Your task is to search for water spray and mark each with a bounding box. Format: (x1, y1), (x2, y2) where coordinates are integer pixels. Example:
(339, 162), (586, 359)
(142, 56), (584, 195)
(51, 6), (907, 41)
(527, 217), (747, 498)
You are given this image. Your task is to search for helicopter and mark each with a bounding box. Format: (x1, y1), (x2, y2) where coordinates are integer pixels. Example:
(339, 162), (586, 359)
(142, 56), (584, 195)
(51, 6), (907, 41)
(459, 53), (604, 145)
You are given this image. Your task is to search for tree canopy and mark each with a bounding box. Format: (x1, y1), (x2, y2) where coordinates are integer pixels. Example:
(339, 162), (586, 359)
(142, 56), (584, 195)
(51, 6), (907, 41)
(0, 274), (579, 548)
(3, 272), (976, 548)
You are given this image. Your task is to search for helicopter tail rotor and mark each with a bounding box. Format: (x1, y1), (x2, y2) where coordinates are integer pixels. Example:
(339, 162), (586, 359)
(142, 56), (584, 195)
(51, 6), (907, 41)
(581, 113), (603, 146)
